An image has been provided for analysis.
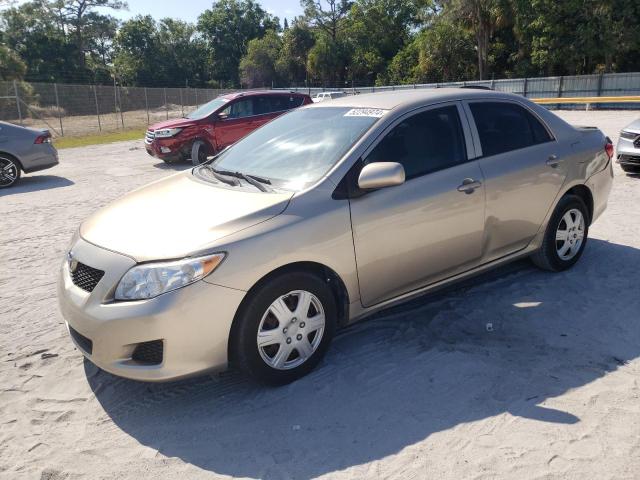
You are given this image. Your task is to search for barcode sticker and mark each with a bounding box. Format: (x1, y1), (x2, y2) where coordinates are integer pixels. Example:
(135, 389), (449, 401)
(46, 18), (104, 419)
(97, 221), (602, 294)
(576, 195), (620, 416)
(344, 108), (387, 118)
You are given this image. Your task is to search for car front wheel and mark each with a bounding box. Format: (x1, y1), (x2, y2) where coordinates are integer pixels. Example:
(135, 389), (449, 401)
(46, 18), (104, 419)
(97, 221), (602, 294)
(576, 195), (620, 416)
(231, 272), (337, 385)
(0, 155), (21, 188)
(191, 140), (208, 166)
(531, 194), (589, 271)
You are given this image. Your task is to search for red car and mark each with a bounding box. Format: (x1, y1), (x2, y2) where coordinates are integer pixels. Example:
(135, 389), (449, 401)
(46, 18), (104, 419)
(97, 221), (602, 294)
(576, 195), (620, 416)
(145, 90), (312, 164)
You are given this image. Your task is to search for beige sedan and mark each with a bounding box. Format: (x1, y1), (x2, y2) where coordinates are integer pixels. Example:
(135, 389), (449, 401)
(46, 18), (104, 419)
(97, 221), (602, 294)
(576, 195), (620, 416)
(58, 88), (614, 384)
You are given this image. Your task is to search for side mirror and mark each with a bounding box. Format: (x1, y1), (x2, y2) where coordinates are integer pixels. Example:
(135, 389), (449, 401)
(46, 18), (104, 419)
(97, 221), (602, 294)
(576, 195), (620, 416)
(217, 112), (229, 121)
(357, 162), (405, 190)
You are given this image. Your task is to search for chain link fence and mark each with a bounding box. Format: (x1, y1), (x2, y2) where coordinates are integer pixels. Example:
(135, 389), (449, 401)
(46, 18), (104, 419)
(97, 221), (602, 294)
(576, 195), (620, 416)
(0, 80), (234, 137)
(2, 72), (640, 137)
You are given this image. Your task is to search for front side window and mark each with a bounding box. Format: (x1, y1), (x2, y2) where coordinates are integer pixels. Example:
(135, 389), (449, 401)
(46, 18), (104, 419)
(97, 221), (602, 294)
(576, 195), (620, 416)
(469, 102), (553, 157)
(209, 107), (380, 190)
(365, 105), (467, 179)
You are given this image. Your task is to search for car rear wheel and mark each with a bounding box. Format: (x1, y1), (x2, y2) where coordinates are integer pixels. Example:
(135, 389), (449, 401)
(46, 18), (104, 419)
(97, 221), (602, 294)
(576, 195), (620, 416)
(531, 194), (589, 271)
(231, 272), (337, 385)
(0, 155), (21, 188)
(191, 140), (209, 166)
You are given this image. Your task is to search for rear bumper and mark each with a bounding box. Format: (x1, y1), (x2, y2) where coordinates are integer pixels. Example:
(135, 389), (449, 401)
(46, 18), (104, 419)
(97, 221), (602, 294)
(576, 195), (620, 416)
(586, 157), (614, 224)
(21, 145), (58, 173)
(57, 238), (246, 382)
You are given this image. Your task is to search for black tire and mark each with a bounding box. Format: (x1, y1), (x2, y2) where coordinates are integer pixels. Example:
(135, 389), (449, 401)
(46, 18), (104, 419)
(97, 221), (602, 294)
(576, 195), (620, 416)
(531, 194), (589, 272)
(0, 154), (21, 189)
(230, 271), (337, 385)
(191, 140), (208, 166)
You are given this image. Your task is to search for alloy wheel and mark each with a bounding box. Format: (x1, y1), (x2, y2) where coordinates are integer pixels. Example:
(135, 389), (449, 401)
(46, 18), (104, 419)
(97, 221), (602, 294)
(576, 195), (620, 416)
(555, 208), (585, 260)
(256, 290), (326, 370)
(0, 157), (18, 187)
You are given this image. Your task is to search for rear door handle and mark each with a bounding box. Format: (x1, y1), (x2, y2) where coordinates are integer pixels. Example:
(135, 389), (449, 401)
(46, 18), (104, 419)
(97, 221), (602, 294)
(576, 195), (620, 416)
(546, 154), (562, 167)
(457, 178), (482, 194)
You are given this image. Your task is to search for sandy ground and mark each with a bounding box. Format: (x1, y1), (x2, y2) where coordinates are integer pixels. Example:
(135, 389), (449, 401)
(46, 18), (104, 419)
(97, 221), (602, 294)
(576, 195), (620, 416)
(1, 111), (640, 480)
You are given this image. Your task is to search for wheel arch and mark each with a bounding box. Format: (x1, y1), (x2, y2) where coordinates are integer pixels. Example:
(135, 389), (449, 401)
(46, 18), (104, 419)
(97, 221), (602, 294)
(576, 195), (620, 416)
(563, 184), (594, 224)
(227, 261), (350, 363)
(0, 151), (24, 171)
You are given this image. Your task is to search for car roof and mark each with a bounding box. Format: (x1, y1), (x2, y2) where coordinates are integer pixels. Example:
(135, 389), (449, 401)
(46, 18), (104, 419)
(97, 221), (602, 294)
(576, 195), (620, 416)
(308, 87), (519, 111)
(220, 90), (307, 100)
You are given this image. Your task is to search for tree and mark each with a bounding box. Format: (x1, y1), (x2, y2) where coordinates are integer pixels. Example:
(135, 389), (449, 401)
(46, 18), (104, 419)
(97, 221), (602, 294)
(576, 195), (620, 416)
(276, 17), (315, 85)
(443, 0), (508, 80)
(346, 0), (426, 84)
(0, 43), (27, 80)
(239, 30), (281, 87)
(59, 0), (127, 68)
(302, 0), (351, 42)
(197, 0), (279, 87)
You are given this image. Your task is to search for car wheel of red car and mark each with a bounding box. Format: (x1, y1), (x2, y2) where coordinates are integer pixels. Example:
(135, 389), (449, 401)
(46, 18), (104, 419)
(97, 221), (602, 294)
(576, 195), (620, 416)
(191, 140), (209, 166)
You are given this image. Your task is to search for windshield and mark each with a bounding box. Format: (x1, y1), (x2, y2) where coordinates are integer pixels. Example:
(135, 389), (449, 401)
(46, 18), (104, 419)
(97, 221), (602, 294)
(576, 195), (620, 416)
(208, 107), (381, 190)
(186, 97), (230, 119)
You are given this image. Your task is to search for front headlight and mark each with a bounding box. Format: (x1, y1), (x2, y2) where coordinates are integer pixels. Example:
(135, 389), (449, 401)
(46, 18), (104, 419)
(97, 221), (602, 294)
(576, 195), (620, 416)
(154, 127), (182, 138)
(115, 253), (225, 301)
(620, 130), (639, 140)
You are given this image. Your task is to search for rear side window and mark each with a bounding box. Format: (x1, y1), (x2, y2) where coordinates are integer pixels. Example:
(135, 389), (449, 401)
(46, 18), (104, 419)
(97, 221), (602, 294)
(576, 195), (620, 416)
(469, 102), (553, 157)
(255, 95), (304, 115)
(365, 105), (467, 179)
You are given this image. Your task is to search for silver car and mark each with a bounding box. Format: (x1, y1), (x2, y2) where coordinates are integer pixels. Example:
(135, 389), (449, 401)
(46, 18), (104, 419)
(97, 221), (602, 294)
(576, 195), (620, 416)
(0, 121), (59, 188)
(58, 89), (614, 384)
(616, 118), (640, 173)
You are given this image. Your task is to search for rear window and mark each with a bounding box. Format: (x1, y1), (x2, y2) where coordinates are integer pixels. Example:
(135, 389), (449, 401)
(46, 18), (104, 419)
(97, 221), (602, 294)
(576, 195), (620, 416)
(469, 102), (553, 157)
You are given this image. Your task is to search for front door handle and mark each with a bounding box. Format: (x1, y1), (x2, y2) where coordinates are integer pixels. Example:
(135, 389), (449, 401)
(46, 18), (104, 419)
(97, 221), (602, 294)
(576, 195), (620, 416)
(546, 154), (562, 167)
(457, 178), (482, 194)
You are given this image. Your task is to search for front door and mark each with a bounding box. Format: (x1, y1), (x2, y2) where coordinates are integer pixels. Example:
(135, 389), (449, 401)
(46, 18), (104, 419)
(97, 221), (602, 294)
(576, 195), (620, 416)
(349, 103), (486, 307)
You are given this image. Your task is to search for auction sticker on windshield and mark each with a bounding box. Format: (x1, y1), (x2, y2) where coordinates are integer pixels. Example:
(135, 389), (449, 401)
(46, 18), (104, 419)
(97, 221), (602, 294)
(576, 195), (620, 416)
(344, 108), (388, 118)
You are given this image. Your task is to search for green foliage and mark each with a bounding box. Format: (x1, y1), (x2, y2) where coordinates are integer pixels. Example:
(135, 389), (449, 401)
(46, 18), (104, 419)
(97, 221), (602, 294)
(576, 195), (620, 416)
(197, 0), (279, 86)
(1, 0), (640, 88)
(240, 30), (282, 87)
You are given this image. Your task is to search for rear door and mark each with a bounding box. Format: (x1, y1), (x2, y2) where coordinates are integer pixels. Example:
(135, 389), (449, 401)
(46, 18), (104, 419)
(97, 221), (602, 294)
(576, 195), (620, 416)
(349, 103), (486, 307)
(464, 100), (566, 261)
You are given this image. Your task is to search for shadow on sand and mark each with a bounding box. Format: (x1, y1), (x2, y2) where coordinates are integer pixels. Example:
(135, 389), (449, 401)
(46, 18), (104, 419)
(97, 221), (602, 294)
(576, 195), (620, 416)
(152, 161), (192, 171)
(86, 239), (639, 479)
(0, 175), (74, 196)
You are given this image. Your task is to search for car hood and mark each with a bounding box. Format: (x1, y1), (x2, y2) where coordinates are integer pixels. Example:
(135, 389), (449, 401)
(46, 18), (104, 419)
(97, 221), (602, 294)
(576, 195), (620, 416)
(148, 118), (200, 130)
(80, 172), (293, 262)
(622, 118), (640, 134)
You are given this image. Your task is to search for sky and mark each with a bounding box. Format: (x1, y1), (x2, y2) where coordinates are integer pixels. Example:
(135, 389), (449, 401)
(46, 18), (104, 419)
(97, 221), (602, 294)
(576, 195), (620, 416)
(100, 0), (305, 25)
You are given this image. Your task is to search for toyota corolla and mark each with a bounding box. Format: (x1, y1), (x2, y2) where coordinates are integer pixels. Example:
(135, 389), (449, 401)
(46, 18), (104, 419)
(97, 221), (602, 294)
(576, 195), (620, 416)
(58, 88), (613, 384)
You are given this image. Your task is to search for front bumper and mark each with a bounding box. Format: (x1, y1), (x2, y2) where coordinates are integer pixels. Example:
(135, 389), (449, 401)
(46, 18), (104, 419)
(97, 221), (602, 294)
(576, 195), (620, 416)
(144, 136), (183, 161)
(57, 237), (246, 382)
(616, 135), (640, 166)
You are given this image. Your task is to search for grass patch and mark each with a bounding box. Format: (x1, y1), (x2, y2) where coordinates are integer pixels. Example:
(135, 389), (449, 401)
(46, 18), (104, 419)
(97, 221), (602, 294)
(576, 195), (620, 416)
(54, 128), (146, 149)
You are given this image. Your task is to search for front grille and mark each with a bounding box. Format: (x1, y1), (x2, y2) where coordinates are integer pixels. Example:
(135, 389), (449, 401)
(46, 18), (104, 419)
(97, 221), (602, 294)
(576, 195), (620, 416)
(69, 325), (93, 355)
(131, 340), (164, 365)
(145, 130), (155, 144)
(619, 154), (640, 165)
(71, 262), (105, 293)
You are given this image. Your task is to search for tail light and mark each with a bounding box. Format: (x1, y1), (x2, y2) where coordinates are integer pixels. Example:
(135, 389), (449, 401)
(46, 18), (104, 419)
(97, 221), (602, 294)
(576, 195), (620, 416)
(604, 137), (613, 160)
(34, 132), (52, 144)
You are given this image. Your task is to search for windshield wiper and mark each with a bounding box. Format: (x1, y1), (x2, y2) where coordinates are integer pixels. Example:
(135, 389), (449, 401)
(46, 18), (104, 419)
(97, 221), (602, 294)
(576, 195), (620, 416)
(199, 165), (239, 186)
(212, 169), (273, 192)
